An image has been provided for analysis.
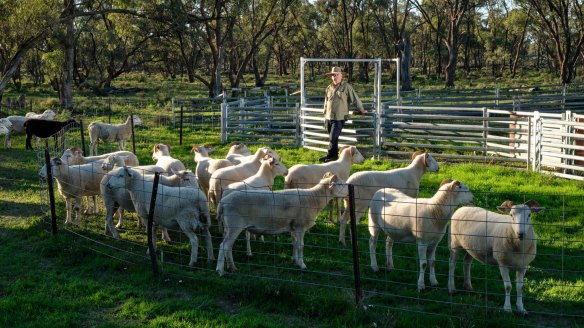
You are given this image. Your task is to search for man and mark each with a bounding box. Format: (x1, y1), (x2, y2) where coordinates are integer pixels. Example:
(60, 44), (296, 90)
(320, 66), (367, 163)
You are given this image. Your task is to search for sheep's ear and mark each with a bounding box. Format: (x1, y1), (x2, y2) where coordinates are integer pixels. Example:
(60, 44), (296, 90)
(497, 200), (514, 213)
(191, 145), (200, 153)
(439, 178), (453, 187)
(412, 150), (423, 159)
(323, 172), (335, 179)
(230, 141), (240, 146)
(525, 200), (545, 212)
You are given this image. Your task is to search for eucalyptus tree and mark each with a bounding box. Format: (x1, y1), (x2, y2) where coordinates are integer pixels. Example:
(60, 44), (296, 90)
(520, 0), (584, 84)
(410, 0), (480, 87)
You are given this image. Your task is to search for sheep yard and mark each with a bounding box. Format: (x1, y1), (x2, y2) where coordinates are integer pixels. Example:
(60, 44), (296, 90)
(1, 108), (583, 328)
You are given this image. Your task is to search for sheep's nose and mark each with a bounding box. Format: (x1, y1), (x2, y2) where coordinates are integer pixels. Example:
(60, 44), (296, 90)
(517, 233), (524, 240)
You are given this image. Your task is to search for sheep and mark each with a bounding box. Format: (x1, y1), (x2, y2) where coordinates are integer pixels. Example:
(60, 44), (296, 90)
(215, 172), (348, 276)
(105, 166), (214, 265)
(448, 200), (543, 315)
(88, 115), (142, 155)
(338, 151), (440, 245)
(0, 118), (12, 136)
(220, 156), (289, 256)
(151, 143), (187, 173)
(4, 110), (56, 148)
(285, 145), (365, 222)
(39, 157), (108, 224)
(100, 164), (198, 240)
(24, 118), (77, 150)
(208, 147), (281, 208)
(224, 142), (252, 164)
(368, 179), (474, 291)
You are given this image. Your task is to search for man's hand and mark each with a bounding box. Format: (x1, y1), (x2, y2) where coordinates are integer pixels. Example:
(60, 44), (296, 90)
(353, 110), (368, 115)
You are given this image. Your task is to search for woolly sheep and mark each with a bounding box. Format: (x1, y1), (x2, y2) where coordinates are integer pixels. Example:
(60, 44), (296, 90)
(88, 115), (142, 155)
(285, 145), (364, 221)
(24, 118), (76, 150)
(216, 172), (348, 276)
(338, 151), (440, 245)
(368, 179), (474, 291)
(208, 147), (281, 208)
(448, 200), (543, 314)
(220, 156), (289, 256)
(105, 166), (214, 265)
(39, 158), (108, 224)
(4, 110), (56, 148)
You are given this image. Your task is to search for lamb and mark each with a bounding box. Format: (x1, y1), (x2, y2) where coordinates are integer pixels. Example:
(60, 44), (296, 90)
(215, 172), (348, 276)
(448, 200), (543, 315)
(39, 157), (108, 224)
(192, 143), (250, 196)
(208, 147), (281, 208)
(105, 166), (214, 265)
(151, 143), (187, 173)
(220, 156), (289, 256)
(100, 164), (198, 240)
(285, 145), (365, 221)
(368, 179), (474, 291)
(4, 110), (56, 148)
(338, 151), (440, 245)
(24, 118), (77, 150)
(88, 115), (142, 155)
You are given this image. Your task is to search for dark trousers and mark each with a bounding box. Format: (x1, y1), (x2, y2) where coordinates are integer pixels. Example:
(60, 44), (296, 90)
(325, 119), (345, 158)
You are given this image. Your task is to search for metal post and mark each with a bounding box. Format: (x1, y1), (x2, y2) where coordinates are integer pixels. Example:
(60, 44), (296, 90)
(147, 172), (161, 278)
(348, 184), (363, 307)
(44, 148), (58, 235)
(179, 106), (184, 145)
(130, 113), (136, 155)
(79, 119), (86, 156)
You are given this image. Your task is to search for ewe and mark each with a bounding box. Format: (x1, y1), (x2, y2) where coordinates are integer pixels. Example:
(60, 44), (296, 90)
(448, 200), (543, 315)
(338, 151), (440, 245)
(368, 179), (474, 291)
(88, 115), (142, 155)
(24, 118), (77, 150)
(4, 109), (57, 148)
(216, 172), (348, 276)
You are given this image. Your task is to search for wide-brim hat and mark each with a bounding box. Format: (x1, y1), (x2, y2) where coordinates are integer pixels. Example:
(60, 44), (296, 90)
(325, 66), (344, 76)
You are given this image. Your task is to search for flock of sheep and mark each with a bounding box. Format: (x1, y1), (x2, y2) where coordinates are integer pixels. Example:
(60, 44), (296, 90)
(1, 111), (544, 315)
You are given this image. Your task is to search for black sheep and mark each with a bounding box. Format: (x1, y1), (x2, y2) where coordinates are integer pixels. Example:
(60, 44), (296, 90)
(24, 118), (77, 150)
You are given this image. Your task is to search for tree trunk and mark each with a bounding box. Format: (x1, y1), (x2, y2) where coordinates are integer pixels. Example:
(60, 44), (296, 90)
(62, 0), (75, 111)
(400, 35), (412, 91)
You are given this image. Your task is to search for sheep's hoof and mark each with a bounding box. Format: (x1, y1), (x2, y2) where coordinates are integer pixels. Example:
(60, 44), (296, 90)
(448, 289), (457, 295)
(188, 260), (197, 267)
(338, 240), (346, 246)
(516, 309), (528, 317)
(216, 269), (225, 277)
(115, 223), (123, 229)
(371, 266), (379, 272)
(246, 253), (253, 258)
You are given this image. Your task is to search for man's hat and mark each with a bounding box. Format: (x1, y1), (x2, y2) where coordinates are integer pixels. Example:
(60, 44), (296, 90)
(325, 66), (344, 76)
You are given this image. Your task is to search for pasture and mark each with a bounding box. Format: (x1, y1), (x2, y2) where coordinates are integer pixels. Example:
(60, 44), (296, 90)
(0, 108), (583, 328)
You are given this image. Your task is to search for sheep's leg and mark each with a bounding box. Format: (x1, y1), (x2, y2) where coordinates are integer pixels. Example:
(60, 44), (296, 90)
(417, 243), (428, 291)
(369, 228), (380, 272)
(177, 221), (199, 266)
(463, 253), (474, 291)
(515, 268), (528, 315)
(161, 227), (172, 243)
(105, 204), (121, 240)
(293, 230), (307, 270)
(73, 197), (83, 222)
(216, 227), (243, 275)
(64, 199), (73, 224)
(202, 226), (215, 262)
(385, 235), (394, 271)
(90, 142), (97, 156)
(428, 245), (439, 287)
(498, 265), (513, 313)
(245, 230), (253, 257)
(327, 199), (334, 223)
(115, 208), (124, 229)
(338, 206), (349, 245)
(448, 247), (460, 294)
(4, 133), (11, 148)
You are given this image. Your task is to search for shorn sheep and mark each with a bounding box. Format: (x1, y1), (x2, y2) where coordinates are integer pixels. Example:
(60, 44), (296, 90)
(338, 151), (440, 245)
(24, 118), (77, 150)
(151, 143), (187, 173)
(368, 179), (474, 291)
(192, 143), (251, 196)
(208, 147), (281, 208)
(448, 200), (543, 314)
(106, 166), (214, 265)
(4, 109), (56, 148)
(0, 118), (12, 136)
(285, 145), (364, 221)
(88, 115), (142, 155)
(216, 172), (348, 276)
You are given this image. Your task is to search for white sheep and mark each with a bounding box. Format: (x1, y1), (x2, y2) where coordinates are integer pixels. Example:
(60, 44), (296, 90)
(216, 172), (348, 276)
(208, 147), (281, 208)
(39, 158), (109, 224)
(4, 109), (57, 148)
(192, 144), (238, 196)
(224, 142), (252, 164)
(105, 166), (214, 265)
(285, 145), (365, 221)
(151, 143), (187, 173)
(88, 115), (142, 155)
(368, 179), (474, 291)
(100, 164), (197, 240)
(448, 200), (543, 315)
(221, 156), (289, 256)
(338, 151), (440, 245)
(0, 118), (12, 136)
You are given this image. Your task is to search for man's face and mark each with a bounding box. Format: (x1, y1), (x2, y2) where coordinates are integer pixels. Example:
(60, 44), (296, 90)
(331, 73), (342, 85)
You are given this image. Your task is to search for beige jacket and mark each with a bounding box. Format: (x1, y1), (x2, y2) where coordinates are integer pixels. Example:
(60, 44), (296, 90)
(323, 81), (364, 120)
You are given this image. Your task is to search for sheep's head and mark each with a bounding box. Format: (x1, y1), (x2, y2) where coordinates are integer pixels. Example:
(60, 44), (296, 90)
(322, 172), (348, 198)
(497, 200), (544, 240)
(171, 168), (198, 187)
(229, 142), (251, 156)
(256, 147), (281, 162)
(152, 143), (170, 161)
(43, 110), (57, 120)
(413, 151), (439, 173)
(262, 155), (288, 177)
(106, 166), (133, 190)
(439, 179), (474, 206)
(39, 157), (63, 180)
